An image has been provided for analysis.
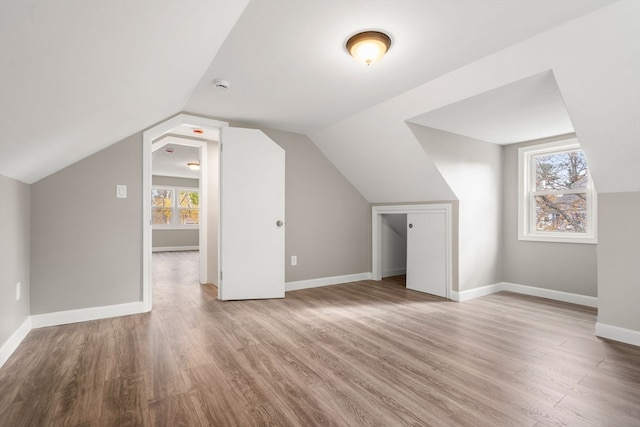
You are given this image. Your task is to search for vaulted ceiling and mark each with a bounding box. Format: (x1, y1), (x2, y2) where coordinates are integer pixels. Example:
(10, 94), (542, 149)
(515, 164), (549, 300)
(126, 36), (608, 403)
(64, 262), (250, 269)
(1, 1), (638, 197)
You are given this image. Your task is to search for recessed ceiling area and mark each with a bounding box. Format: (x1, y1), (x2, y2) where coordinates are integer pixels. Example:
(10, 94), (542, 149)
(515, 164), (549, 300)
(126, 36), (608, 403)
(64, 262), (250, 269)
(151, 123), (220, 179)
(152, 139), (201, 180)
(407, 71), (574, 145)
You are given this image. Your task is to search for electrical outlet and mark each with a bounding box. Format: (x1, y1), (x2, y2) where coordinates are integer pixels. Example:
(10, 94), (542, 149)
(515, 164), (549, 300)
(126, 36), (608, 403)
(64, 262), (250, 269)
(16, 282), (21, 301)
(291, 255), (297, 266)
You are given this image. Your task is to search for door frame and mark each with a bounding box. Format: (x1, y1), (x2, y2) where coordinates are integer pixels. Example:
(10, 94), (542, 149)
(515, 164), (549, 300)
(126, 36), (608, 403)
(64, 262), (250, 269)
(142, 113), (228, 312)
(372, 204), (452, 299)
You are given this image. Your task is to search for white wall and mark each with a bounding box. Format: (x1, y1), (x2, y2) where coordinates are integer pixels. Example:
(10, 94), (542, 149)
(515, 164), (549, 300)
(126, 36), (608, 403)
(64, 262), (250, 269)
(410, 125), (502, 291)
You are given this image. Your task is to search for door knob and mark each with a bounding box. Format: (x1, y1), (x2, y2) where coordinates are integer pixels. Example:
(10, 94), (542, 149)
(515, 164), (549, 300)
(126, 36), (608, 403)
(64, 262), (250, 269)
(276, 220), (284, 227)
(408, 223), (413, 228)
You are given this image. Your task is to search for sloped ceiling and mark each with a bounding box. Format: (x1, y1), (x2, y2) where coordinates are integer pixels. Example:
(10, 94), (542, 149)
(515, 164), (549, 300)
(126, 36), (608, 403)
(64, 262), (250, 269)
(152, 142), (200, 180)
(0, 1), (248, 183)
(1, 1), (638, 196)
(311, 1), (639, 197)
(185, 0), (613, 135)
(408, 71), (574, 145)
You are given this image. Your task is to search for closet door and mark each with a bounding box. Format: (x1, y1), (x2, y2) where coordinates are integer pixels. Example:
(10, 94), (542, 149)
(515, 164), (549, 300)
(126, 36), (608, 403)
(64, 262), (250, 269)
(406, 211), (447, 297)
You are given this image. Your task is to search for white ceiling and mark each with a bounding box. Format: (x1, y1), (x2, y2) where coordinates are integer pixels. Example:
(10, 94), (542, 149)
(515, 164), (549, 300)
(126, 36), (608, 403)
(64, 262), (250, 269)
(152, 141), (201, 180)
(0, 0), (247, 183)
(311, 1), (639, 198)
(1, 0), (637, 196)
(407, 70), (575, 145)
(185, 0), (611, 134)
(166, 124), (220, 143)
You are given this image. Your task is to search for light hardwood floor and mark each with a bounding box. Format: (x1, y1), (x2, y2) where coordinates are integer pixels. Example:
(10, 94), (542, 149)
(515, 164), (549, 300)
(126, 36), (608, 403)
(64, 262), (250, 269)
(1, 251), (639, 426)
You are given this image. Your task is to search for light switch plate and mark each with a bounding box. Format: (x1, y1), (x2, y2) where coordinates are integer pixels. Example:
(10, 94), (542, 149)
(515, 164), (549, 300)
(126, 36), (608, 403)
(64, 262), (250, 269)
(116, 184), (127, 199)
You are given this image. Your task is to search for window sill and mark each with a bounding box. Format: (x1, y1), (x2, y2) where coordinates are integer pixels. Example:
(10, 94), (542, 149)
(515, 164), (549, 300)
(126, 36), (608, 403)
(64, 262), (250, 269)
(518, 233), (597, 244)
(152, 226), (200, 231)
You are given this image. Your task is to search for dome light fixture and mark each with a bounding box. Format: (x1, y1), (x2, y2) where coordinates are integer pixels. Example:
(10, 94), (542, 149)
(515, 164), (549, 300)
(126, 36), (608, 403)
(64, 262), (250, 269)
(187, 162), (200, 171)
(346, 31), (391, 66)
(212, 79), (230, 90)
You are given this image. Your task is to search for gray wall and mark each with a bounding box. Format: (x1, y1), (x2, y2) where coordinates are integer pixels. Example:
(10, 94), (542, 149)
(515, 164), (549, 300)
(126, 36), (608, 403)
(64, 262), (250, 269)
(381, 214), (407, 277)
(0, 175), (31, 348)
(152, 229), (199, 249)
(411, 125), (502, 291)
(151, 175), (199, 250)
(597, 192), (640, 331)
(26, 121), (370, 315)
(502, 138), (597, 296)
(30, 133), (143, 314)
(261, 127), (371, 282)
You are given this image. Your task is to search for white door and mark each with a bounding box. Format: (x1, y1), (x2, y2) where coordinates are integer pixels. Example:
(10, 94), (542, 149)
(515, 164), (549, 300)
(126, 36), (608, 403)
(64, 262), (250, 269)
(406, 211), (447, 297)
(219, 127), (285, 300)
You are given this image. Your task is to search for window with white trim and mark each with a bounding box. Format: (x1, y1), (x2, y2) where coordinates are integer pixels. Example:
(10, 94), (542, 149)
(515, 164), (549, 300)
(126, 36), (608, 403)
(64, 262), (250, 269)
(518, 139), (596, 243)
(152, 186), (199, 228)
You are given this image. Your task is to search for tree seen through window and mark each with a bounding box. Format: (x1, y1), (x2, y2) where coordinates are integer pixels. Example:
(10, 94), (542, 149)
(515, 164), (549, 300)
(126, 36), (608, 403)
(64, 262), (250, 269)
(152, 187), (199, 227)
(533, 150), (588, 233)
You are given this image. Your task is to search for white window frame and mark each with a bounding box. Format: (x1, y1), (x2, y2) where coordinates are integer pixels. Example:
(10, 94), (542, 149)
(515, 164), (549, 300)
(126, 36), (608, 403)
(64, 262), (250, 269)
(152, 186), (200, 230)
(518, 139), (597, 244)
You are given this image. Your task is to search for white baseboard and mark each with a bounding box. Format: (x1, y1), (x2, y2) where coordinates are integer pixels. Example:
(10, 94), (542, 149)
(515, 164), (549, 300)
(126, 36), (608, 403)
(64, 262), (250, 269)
(451, 283), (503, 302)
(501, 282), (598, 308)
(450, 282), (598, 308)
(596, 322), (640, 346)
(0, 317), (32, 368)
(152, 246), (199, 252)
(382, 268), (406, 278)
(286, 272), (372, 292)
(1, 301), (148, 369)
(30, 301), (148, 329)
(0, 280), (615, 369)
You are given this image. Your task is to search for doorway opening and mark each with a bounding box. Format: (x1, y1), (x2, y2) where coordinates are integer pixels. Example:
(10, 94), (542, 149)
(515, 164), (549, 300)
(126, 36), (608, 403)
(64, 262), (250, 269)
(372, 204), (452, 299)
(380, 214), (408, 286)
(151, 137), (207, 293)
(143, 114), (228, 312)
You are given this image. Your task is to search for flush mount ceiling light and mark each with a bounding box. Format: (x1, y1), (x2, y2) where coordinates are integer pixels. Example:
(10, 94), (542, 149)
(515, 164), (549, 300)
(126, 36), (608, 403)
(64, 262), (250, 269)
(212, 79), (230, 90)
(187, 162), (200, 171)
(346, 31), (391, 66)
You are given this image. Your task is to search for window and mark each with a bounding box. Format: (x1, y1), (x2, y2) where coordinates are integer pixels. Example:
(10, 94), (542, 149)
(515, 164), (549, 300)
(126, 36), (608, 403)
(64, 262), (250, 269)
(518, 139), (596, 243)
(152, 186), (199, 228)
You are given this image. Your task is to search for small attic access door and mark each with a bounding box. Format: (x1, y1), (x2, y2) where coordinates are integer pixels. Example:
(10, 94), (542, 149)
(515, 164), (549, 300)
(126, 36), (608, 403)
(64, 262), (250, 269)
(406, 211), (448, 298)
(372, 204), (452, 299)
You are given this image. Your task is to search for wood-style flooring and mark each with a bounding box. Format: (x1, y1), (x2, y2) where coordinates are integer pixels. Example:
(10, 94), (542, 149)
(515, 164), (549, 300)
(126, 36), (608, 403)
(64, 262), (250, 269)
(1, 251), (639, 426)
